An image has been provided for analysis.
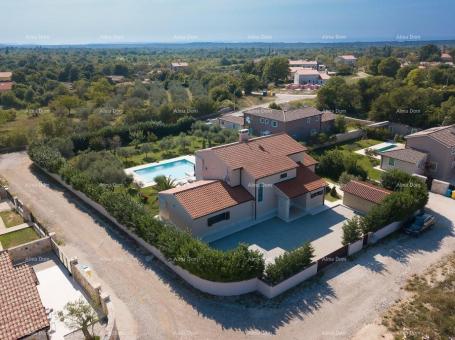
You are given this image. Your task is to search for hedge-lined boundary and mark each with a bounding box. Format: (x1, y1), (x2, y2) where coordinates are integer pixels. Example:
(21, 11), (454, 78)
(29, 143), (265, 283)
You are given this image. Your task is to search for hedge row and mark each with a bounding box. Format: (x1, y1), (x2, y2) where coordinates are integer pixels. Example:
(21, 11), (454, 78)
(71, 116), (195, 152)
(29, 143), (264, 282)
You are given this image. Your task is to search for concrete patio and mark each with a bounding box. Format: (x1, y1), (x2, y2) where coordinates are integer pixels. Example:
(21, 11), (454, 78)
(30, 253), (96, 340)
(211, 205), (357, 261)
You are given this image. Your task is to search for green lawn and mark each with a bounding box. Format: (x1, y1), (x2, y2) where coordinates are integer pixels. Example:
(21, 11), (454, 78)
(325, 192), (340, 202)
(0, 227), (40, 249)
(0, 210), (24, 228)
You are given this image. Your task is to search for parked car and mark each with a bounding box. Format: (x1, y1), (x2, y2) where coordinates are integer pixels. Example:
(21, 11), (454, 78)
(403, 213), (435, 236)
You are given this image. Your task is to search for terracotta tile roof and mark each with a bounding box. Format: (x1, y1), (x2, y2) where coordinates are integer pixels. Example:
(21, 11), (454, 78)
(0, 82), (13, 92)
(0, 71), (13, 78)
(338, 55), (357, 60)
(244, 107), (322, 122)
(0, 252), (49, 340)
(406, 125), (455, 147)
(289, 60), (317, 66)
(208, 133), (307, 178)
(302, 153), (318, 167)
(164, 180), (253, 219)
(275, 165), (327, 198)
(380, 148), (427, 164)
(341, 180), (391, 204)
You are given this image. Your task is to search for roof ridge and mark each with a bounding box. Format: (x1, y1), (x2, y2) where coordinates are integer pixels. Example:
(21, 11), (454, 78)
(169, 180), (218, 195)
(352, 180), (391, 194)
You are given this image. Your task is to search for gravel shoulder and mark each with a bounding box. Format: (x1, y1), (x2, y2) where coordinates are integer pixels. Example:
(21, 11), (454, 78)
(1, 151), (454, 340)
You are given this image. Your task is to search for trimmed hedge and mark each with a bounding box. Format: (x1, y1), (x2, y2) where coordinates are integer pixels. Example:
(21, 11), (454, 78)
(29, 143), (264, 282)
(264, 243), (314, 285)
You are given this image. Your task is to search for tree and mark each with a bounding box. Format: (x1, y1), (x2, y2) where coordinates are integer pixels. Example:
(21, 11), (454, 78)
(241, 73), (260, 95)
(262, 57), (289, 84)
(140, 143), (154, 158)
(419, 44), (441, 61)
(268, 102), (282, 110)
(51, 95), (81, 116)
(441, 97), (455, 125)
(377, 57), (401, 77)
(57, 298), (98, 340)
(153, 175), (176, 191)
(342, 216), (363, 245)
(334, 114), (347, 133)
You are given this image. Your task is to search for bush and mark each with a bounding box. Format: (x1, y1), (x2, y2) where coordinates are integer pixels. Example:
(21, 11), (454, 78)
(264, 243), (314, 285)
(363, 127), (393, 141)
(342, 216), (363, 245)
(381, 169), (414, 191)
(28, 143), (65, 173)
(317, 150), (367, 181)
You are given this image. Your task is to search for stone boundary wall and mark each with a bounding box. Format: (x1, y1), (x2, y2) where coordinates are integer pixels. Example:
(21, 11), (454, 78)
(7, 236), (52, 262)
(36, 167), (408, 299)
(431, 179), (450, 195)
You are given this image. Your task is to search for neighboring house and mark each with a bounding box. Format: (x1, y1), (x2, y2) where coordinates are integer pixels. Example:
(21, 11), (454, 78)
(106, 75), (126, 84)
(289, 59), (318, 69)
(379, 148), (428, 175)
(335, 55), (357, 65)
(0, 251), (50, 340)
(243, 106), (335, 140)
(294, 69), (331, 85)
(0, 82), (13, 92)
(321, 111), (337, 133)
(218, 114), (245, 130)
(0, 71), (13, 82)
(341, 180), (391, 214)
(441, 52), (453, 63)
(405, 125), (455, 182)
(159, 132), (326, 240)
(171, 62), (189, 71)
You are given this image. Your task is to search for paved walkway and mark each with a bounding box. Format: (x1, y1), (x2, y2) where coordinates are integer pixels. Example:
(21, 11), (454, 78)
(1, 152), (455, 340)
(0, 222), (30, 235)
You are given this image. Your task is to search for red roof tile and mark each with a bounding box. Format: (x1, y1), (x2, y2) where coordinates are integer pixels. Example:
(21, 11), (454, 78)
(209, 133), (307, 178)
(275, 165), (327, 198)
(341, 180), (391, 204)
(302, 153), (318, 167)
(164, 180), (254, 219)
(0, 82), (13, 92)
(0, 252), (49, 340)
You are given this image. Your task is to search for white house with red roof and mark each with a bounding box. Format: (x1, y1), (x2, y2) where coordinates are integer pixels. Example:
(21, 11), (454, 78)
(159, 131), (327, 240)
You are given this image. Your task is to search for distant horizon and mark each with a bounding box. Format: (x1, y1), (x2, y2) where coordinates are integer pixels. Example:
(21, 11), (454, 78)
(2, 0), (455, 46)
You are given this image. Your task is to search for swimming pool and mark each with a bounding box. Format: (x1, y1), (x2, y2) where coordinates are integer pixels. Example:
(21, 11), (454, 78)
(124, 155), (196, 187)
(134, 159), (194, 183)
(376, 144), (397, 152)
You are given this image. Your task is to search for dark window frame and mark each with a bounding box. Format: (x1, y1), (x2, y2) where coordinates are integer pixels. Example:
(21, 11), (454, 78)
(207, 211), (230, 227)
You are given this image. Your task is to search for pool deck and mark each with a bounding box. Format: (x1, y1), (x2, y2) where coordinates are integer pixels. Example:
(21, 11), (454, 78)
(210, 205), (357, 261)
(124, 155), (195, 188)
(355, 142), (404, 159)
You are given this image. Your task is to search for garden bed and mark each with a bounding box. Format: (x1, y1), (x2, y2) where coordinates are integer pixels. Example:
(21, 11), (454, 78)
(0, 210), (24, 228)
(0, 227), (40, 248)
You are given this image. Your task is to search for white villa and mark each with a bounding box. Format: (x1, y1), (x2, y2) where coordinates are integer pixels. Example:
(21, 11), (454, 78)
(159, 131), (327, 241)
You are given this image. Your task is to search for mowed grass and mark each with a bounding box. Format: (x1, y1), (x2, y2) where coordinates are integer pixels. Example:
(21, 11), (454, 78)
(382, 253), (455, 339)
(310, 138), (383, 182)
(0, 227), (40, 249)
(139, 186), (160, 216)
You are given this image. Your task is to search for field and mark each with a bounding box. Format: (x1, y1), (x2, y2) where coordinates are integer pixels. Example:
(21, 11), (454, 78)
(0, 227), (40, 249)
(382, 252), (455, 339)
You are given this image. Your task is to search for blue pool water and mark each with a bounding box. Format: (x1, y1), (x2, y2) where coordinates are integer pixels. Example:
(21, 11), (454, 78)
(134, 159), (195, 183)
(376, 144), (397, 152)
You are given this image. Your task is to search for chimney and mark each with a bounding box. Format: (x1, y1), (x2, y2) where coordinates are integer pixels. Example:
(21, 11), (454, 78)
(239, 129), (250, 143)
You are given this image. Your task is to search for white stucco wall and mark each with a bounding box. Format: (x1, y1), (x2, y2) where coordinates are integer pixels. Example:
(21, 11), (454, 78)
(380, 156), (423, 175)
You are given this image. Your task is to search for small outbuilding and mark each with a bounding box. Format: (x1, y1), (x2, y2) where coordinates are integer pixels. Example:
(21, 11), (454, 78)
(341, 180), (391, 214)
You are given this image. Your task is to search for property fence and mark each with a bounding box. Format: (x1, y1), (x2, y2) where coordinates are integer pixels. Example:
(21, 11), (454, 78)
(35, 166), (407, 299)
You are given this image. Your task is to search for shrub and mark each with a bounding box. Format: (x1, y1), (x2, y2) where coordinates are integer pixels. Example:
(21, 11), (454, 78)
(317, 150), (367, 181)
(342, 216), (363, 245)
(381, 169), (414, 191)
(330, 186), (339, 198)
(264, 243), (314, 285)
(28, 143), (65, 173)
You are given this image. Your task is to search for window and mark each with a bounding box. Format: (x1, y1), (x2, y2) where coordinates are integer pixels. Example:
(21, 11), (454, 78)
(271, 120), (278, 128)
(427, 161), (438, 172)
(388, 157), (395, 166)
(260, 118), (265, 124)
(280, 173), (287, 179)
(264, 119), (269, 125)
(208, 211), (230, 226)
(310, 190), (323, 198)
(306, 118), (311, 124)
(310, 129), (317, 136)
(258, 183), (264, 202)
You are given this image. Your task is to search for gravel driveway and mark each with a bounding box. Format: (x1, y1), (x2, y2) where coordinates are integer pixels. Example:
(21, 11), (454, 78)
(1, 151), (454, 340)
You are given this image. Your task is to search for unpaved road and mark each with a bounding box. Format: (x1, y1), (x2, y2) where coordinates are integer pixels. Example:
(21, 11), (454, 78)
(1, 151), (454, 340)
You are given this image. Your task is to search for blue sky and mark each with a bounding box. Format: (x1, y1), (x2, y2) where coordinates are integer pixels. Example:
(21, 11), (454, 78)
(2, 0), (455, 44)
